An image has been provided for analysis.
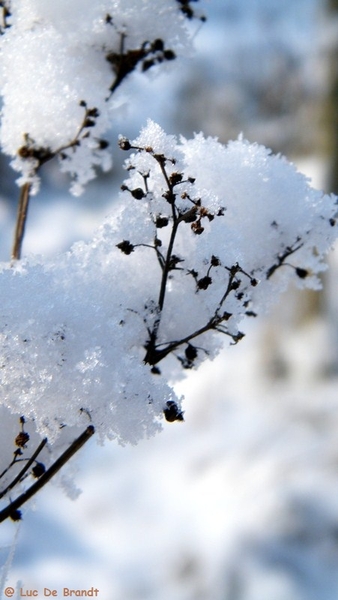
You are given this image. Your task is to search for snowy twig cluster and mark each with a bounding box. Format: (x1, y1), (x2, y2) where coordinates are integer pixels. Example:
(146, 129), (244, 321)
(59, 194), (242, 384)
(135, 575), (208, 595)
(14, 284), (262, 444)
(117, 123), (337, 372)
(0, 0), (203, 197)
(0, 0), (205, 521)
(0, 0), (337, 524)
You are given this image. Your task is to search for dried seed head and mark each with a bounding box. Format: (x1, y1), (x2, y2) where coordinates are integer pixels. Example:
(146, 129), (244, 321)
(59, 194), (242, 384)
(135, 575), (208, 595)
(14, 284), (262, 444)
(169, 172), (183, 185)
(163, 190), (176, 204)
(295, 267), (308, 279)
(131, 188), (145, 200)
(32, 462), (46, 478)
(97, 139), (109, 150)
(116, 240), (135, 255)
(87, 107), (100, 118)
(152, 38), (164, 52)
(163, 49), (176, 61)
(83, 118), (96, 128)
(155, 216), (169, 228)
(15, 431), (30, 447)
(211, 255), (220, 267)
(118, 137), (131, 151)
(10, 509), (22, 521)
(164, 401), (184, 422)
(185, 344), (198, 361)
(191, 221), (204, 235)
(197, 276), (212, 290)
(18, 145), (31, 158)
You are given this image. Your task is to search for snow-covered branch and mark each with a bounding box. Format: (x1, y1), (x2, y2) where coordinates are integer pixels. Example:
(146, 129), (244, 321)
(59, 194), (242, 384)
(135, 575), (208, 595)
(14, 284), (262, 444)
(0, 0), (337, 524)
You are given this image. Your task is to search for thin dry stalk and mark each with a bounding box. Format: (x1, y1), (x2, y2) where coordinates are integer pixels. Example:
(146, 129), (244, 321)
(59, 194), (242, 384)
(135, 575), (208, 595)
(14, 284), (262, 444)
(11, 182), (31, 260)
(0, 425), (95, 523)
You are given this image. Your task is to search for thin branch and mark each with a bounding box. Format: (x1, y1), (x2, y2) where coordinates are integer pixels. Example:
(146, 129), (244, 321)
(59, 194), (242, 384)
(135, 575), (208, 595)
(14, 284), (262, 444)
(145, 313), (224, 366)
(266, 241), (303, 279)
(11, 182), (31, 260)
(0, 426), (95, 523)
(216, 269), (237, 312)
(10, 104), (102, 261)
(0, 438), (48, 500)
(145, 262), (249, 365)
(157, 219), (179, 312)
(144, 158), (181, 350)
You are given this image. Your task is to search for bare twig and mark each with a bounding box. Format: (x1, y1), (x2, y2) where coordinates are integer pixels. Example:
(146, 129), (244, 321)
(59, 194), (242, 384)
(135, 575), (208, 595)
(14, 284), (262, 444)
(0, 425), (95, 523)
(0, 438), (48, 500)
(11, 182), (31, 260)
(11, 103), (102, 261)
(266, 240), (303, 279)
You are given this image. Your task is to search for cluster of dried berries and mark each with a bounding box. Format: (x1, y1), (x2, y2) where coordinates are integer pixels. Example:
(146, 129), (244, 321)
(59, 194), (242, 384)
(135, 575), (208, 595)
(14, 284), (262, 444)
(176, 0), (206, 21)
(115, 139), (262, 433)
(107, 35), (176, 94)
(17, 101), (109, 175)
(164, 400), (184, 422)
(0, 417), (46, 521)
(17, 133), (53, 165)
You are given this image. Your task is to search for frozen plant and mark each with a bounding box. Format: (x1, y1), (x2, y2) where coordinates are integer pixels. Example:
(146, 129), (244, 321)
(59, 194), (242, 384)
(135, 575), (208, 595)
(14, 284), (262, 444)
(0, 0), (206, 524)
(0, 0), (337, 529)
(0, 0), (204, 257)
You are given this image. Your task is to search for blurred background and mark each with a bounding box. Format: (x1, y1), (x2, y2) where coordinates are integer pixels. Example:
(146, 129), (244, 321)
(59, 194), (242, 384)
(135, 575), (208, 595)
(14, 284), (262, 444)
(2, 0), (338, 598)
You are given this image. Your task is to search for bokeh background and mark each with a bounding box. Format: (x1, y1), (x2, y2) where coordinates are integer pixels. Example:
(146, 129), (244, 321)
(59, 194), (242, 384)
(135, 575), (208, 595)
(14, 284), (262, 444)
(2, 0), (338, 598)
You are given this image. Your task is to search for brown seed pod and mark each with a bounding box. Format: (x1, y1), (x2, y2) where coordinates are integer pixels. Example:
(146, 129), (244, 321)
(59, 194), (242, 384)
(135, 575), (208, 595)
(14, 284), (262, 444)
(164, 401), (184, 422)
(15, 431), (30, 447)
(10, 509), (22, 521)
(116, 240), (135, 255)
(32, 462), (46, 478)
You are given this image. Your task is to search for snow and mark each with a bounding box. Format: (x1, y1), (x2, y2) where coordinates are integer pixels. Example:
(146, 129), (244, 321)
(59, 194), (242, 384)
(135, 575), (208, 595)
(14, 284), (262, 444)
(0, 0), (195, 194)
(0, 121), (335, 446)
(5, 329), (338, 600)
(2, 0), (338, 599)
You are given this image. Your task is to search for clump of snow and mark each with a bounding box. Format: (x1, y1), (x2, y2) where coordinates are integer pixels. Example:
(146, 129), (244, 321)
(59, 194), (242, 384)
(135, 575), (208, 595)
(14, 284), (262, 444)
(0, 0), (196, 194)
(0, 249), (176, 444)
(0, 121), (336, 447)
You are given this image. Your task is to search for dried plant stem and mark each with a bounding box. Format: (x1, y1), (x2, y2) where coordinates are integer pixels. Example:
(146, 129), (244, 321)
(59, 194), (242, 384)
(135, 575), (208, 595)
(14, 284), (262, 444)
(11, 182), (31, 260)
(0, 438), (48, 500)
(0, 425), (95, 523)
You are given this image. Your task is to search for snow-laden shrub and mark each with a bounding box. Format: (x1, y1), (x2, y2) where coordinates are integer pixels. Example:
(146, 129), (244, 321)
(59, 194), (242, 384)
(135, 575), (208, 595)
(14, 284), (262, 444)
(0, 0), (337, 527)
(0, 120), (336, 445)
(0, 0), (202, 194)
